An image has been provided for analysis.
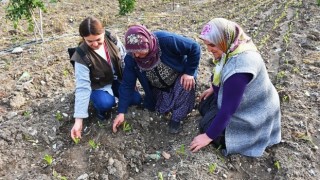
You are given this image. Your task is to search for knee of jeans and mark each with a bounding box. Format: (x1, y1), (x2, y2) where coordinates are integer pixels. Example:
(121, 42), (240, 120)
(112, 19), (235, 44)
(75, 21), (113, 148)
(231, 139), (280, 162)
(96, 99), (116, 111)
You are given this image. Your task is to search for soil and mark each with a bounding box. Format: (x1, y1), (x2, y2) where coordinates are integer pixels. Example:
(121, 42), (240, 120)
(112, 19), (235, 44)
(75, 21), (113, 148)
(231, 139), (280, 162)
(0, 0), (319, 179)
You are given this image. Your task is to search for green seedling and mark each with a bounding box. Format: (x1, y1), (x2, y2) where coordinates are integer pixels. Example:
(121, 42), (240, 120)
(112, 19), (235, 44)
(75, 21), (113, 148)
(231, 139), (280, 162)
(55, 112), (63, 121)
(73, 137), (80, 144)
(276, 71), (286, 80)
(293, 67), (300, 74)
(209, 163), (217, 174)
(63, 69), (69, 77)
(274, 160), (281, 170)
(23, 111), (31, 117)
(296, 133), (317, 147)
(214, 145), (226, 163)
(158, 172), (164, 180)
(97, 121), (106, 128)
(258, 34), (270, 49)
(89, 139), (100, 149)
(122, 121), (132, 132)
(53, 170), (68, 180)
(23, 134), (38, 144)
(282, 95), (289, 102)
(44, 154), (53, 165)
(176, 144), (186, 155)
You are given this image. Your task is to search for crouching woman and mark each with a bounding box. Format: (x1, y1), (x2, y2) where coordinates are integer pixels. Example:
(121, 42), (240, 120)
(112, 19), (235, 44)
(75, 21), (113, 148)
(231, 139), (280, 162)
(190, 18), (281, 157)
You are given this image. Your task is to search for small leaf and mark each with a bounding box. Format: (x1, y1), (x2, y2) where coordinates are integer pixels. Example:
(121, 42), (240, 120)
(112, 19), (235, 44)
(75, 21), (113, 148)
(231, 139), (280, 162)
(73, 137), (80, 144)
(44, 154), (53, 165)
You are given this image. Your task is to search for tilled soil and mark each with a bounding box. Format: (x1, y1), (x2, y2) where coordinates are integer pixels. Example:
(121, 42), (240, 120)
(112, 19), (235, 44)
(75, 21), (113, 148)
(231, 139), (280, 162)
(0, 0), (319, 179)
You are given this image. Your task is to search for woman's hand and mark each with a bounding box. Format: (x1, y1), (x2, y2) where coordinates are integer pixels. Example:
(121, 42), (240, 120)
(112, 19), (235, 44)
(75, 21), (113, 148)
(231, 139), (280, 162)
(112, 113), (125, 133)
(71, 118), (83, 140)
(189, 133), (213, 152)
(180, 74), (195, 91)
(200, 87), (214, 101)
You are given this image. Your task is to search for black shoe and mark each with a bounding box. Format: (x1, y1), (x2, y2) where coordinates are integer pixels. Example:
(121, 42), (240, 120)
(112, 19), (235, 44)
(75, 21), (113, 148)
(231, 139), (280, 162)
(96, 111), (111, 121)
(168, 121), (182, 134)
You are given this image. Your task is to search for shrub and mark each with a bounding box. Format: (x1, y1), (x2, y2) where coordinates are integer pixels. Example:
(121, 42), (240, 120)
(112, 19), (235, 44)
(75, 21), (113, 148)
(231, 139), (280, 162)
(118, 0), (136, 15)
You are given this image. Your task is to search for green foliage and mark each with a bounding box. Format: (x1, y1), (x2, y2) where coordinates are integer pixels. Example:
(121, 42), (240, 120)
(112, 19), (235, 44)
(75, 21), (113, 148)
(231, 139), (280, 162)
(176, 144), (186, 155)
(63, 69), (69, 77)
(118, 0), (136, 15)
(55, 112), (63, 121)
(5, 0), (47, 31)
(73, 137), (80, 144)
(44, 154), (53, 165)
(276, 71), (286, 80)
(53, 170), (68, 180)
(23, 111), (31, 117)
(292, 67), (300, 74)
(213, 145), (226, 163)
(282, 95), (289, 102)
(317, 0), (320, 6)
(97, 121), (106, 128)
(274, 160), (281, 170)
(208, 163), (217, 174)
(122, 121), (132, 132)
(88, 139), (100, 149)
(158, 172), (164, 180)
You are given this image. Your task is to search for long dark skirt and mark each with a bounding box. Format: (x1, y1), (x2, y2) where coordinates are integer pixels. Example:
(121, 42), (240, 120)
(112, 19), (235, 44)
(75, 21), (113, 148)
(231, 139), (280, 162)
(153, 75), (195, 123)
(198, 93), (225, 148)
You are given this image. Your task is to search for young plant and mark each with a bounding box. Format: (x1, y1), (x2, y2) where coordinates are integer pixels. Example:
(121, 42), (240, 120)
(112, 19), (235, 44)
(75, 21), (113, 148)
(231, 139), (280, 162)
(213, 145), (226, 163)
(73, 137), (80, 145)
(293, 67), (300, 74)
(63, 69), (69, 77)
(97, 121), (106, 128)
(276, 71), (286, 80)
(282, 95), (289, 102)
(122, 121), (132, 132)
(176, 144), (186, 155)
(209, 163), (217, 174)
(55, 112), (63, 121)
(274, 160), (281, 170)
(53, 170), (68, 180)
(44, 154), (53, 165)
(23, 111), (31, 117)
(158, 172), (164, 180)
(88, 139), (100, 149)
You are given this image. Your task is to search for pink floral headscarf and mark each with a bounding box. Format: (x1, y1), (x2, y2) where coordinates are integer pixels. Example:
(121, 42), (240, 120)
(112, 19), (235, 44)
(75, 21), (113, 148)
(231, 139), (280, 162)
(199, 18), (257, 86)
(125, 25), (160, 70)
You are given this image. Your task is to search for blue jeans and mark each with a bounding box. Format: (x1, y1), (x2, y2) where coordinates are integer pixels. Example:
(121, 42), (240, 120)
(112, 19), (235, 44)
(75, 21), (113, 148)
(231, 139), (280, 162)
(90, 80), (141, 120)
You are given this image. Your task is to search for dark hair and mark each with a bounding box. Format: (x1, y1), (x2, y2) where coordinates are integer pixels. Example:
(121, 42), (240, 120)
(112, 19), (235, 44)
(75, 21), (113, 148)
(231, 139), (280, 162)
(79, 17), (104, 37)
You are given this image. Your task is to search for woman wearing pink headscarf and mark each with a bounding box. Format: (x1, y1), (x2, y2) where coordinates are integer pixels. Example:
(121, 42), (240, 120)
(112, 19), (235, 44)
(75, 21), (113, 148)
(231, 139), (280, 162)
(190, 18), (281, 157)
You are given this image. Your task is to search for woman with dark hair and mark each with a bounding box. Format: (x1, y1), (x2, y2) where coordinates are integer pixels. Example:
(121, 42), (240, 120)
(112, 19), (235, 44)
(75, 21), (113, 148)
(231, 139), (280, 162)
(189, 18), (281, 157)
(70, 17), (141, 141)
(112, 24), (201, 134)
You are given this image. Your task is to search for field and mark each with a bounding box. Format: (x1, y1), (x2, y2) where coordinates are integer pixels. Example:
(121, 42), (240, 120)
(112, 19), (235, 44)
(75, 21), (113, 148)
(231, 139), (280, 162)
(0, 0), (319, 179)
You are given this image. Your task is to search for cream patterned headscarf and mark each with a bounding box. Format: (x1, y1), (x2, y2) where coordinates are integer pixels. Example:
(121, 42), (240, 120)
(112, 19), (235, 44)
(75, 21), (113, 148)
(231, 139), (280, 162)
(199, 18), (258, 86)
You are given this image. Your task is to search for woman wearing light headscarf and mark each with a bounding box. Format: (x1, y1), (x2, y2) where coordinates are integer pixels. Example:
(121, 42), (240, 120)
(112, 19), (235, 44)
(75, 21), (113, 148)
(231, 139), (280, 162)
(189, 18), (281, 157)
(112, 25), (201, 134)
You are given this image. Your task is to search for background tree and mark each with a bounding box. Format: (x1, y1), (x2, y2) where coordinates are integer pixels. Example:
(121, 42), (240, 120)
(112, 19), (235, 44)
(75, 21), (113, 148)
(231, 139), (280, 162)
(5, 0), (47, 41)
